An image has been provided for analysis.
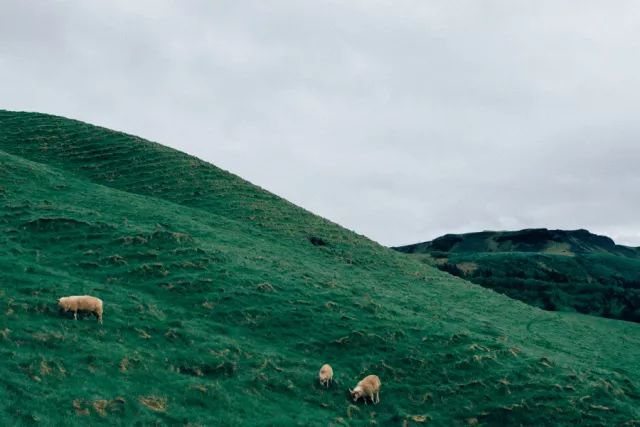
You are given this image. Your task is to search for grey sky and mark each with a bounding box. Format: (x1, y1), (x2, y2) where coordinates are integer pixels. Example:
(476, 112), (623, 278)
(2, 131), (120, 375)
(2, 1), (639, 246)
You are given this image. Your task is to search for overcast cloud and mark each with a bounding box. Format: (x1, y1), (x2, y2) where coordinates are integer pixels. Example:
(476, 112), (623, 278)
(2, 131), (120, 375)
(1, 1), (639, 246)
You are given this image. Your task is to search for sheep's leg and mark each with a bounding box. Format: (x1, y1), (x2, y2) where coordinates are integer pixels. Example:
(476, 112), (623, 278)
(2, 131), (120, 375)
(73, 311), (77, 320)
(375, 391), (380, 404)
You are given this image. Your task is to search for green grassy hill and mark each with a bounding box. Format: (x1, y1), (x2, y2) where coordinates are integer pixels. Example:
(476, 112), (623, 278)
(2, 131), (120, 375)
(394, 229), (640, 322)
(1, 111), (639, 426)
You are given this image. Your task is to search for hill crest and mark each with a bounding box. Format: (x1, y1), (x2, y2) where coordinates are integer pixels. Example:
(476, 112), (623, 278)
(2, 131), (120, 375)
(395, 228), (639, 258)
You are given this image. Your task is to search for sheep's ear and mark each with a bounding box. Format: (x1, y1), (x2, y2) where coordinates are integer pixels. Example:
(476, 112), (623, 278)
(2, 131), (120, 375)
(348, 388), (353, 394)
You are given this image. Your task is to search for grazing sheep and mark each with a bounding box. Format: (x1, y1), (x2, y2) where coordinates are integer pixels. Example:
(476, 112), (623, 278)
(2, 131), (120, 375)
(58, 295), (103, 324)
(350, 374), (381, 404)
(319, 364), (333, 388)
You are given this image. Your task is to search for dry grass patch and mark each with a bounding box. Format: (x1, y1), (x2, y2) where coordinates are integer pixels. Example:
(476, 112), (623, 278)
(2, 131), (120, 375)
(135, 328), (151, 339)
(190, 383), (208, 393)
(71, 397), (126, 417)
(139, 395), (167, 412)
(73, 399), (89, 416)
(93, 400), (109, 417)
(457, 262), (478, 275)
(119, 356), (129, 372)
(39, 360), (53, 376)
(0, 328), (10, 340)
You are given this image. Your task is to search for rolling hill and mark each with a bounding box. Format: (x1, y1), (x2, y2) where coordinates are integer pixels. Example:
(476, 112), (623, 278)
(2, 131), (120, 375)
(394, 229), (640, 322)
(1, 110), (639, 426)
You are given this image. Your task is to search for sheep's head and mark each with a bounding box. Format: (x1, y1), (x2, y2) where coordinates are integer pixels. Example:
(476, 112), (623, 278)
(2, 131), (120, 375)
(58, 298), (68, 311)
(349, 387), (363, 401)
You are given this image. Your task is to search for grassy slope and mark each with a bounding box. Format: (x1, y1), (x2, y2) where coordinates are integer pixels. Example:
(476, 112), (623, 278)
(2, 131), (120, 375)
(395, 231), (640, 323)
(0, 111), (639, 426)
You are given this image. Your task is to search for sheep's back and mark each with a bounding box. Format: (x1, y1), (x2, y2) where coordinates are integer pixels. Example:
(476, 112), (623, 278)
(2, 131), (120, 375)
(68, 295), (102, 311)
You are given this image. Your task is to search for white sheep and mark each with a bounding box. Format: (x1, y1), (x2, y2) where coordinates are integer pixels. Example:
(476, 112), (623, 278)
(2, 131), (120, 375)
(58, 295), (103, 324)
(318, 364), (333, 388)
(350, 374), (381, 404)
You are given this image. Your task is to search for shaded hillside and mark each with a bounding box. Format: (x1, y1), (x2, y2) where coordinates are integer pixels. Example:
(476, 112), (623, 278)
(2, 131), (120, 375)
(1, 111), (640, 426)
(395, 229), (640, 322)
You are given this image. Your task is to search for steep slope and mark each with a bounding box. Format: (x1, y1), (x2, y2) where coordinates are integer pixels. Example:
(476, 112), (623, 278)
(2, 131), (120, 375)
(1, 111), (639, 426)
(395, 230), (640, 322)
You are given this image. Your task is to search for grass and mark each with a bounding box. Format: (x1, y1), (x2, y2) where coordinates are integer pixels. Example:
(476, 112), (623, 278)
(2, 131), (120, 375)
(0, 110), (639, 425)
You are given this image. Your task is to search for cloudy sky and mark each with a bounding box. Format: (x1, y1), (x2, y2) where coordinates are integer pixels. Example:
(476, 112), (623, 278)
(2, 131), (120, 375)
(1, 1), (639, 246)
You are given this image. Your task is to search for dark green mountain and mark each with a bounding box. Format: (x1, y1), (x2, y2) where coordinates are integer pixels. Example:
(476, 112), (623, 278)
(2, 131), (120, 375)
(395, 229), (640, 322)
(1, 111), (639, 425)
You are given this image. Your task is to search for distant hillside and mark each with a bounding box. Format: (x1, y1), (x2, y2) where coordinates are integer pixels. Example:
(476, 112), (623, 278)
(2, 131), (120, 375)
(398, 228), (639, 257)
(395, 229), (640, 322)
(1, 111), (639, 425)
